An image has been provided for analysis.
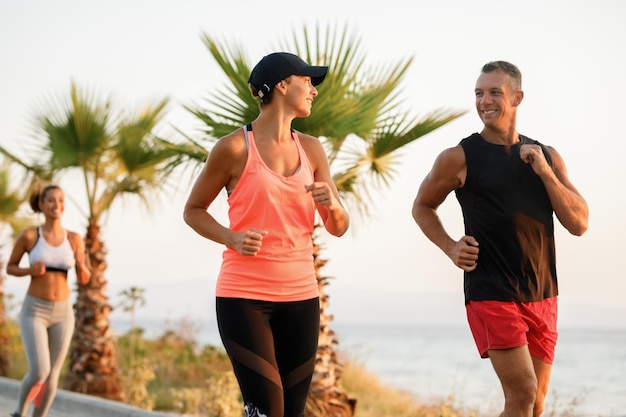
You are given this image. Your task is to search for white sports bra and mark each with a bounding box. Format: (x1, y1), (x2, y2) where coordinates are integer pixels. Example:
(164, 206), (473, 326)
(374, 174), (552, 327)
(28, 227), (75, 273)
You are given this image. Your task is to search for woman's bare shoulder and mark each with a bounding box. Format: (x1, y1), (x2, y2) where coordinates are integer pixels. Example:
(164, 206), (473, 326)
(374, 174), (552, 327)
(65, 230), (83, 251)
(20, 226), (39, 241)
(293, 130), (323, 154)
(293, 130), (318, 143)
(66, 230), (83, 242)
(13, 226), (38, 250)
(213, 128), (246, 153)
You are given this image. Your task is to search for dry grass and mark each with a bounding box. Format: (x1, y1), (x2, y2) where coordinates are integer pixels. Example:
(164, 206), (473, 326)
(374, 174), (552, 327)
(1, 312), (597, 417)
(340, 359), (480, 417)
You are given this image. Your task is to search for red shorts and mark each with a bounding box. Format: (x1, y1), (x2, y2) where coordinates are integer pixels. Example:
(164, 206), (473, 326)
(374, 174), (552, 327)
(466, 297), (558, 364)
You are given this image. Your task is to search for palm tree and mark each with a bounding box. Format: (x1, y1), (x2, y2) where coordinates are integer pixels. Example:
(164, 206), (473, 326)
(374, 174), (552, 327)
(0, 83), (184, 400)
(179, 24), (466, 416)
(0, 159), (32, 375)
(116, 286), (146, 365)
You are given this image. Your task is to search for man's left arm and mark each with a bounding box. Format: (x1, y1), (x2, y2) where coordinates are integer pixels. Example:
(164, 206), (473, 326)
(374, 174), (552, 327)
(520, 144), (589, 236)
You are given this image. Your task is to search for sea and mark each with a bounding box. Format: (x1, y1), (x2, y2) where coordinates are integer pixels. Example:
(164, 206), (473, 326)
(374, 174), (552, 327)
(331, 322), (626, 417)
(112, 318), (626, 417)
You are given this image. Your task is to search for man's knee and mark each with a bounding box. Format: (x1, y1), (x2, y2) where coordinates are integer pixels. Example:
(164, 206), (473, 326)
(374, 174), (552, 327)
(504, 376), (537, 412)
(518, 376), (538, 403)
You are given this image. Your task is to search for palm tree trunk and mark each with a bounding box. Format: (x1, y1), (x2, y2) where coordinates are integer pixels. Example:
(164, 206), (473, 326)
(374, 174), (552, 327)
(307, 226), (356, 417)
(0, 265), (9, 375)
(62, 220), (125, 401)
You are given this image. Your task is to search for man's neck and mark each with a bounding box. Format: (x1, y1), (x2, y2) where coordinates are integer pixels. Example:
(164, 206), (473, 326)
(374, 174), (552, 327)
(480, 126), (519, 145)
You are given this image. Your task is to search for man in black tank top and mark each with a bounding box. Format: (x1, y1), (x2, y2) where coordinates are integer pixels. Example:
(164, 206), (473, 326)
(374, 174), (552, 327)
(411, 61), (588, 417)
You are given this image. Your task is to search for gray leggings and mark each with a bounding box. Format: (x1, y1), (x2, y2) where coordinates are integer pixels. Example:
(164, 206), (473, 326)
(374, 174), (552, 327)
(15, 295), (74, 417)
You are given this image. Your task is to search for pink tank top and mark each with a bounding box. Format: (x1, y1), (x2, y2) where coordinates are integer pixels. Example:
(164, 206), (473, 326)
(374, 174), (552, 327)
(216, 126), (318, 301)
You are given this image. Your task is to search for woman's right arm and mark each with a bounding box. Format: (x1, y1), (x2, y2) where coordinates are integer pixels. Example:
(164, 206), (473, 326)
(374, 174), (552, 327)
(183, 133), (253, 245)
(6, 229), (43, 277)
(183, 133), (267, 256)
(183, 138), (235, 245)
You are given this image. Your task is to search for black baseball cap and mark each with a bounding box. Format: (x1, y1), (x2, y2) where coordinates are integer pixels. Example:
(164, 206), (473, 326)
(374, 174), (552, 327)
(248, 52), (328, 98)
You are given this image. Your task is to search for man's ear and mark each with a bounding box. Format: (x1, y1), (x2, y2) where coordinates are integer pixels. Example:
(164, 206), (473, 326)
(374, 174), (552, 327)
(513, 90), (524, 107)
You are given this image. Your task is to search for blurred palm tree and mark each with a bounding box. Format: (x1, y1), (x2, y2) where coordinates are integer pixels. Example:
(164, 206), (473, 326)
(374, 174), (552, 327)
(0, 83), (184, 400)
(0, 159), (33, 375)
(116, 285), (146, 366)
(178, 23), (466, 416)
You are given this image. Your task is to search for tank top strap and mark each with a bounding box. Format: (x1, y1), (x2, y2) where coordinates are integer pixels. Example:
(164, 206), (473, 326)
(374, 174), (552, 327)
(243, 124), (261, 166)
(290, 130), (313, 175)
(244, 124), (252, 151)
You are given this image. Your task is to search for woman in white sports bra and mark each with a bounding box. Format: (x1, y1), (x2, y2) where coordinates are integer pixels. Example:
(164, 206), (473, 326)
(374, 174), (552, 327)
(6, 184), (91, 417)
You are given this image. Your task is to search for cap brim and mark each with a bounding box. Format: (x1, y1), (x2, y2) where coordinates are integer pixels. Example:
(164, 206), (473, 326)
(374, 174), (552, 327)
(297, 65), (328, 86)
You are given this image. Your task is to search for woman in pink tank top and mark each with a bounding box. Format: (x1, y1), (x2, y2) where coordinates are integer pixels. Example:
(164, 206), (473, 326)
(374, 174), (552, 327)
(184, 52), (349, 417)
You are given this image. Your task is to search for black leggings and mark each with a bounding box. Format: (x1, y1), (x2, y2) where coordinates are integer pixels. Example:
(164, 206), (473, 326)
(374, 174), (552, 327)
(216, 297), (320, 417)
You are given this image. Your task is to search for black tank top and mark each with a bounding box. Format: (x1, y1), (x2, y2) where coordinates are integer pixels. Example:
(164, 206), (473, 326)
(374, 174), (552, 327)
(455, 133), (557, 303)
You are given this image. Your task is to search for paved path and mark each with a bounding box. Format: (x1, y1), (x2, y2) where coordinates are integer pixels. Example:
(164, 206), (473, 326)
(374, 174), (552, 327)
(0, 377), (176, 417)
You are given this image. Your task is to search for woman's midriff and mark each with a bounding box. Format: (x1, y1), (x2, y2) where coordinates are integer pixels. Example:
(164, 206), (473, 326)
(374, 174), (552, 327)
(27, 272), (71, 301)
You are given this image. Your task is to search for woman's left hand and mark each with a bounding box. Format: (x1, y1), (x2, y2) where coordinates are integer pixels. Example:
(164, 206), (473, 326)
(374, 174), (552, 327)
(305, 182), (336, 207)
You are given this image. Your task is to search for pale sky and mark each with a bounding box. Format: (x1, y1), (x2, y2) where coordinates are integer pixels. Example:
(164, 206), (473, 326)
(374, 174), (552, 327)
(1, 0), (624, 330)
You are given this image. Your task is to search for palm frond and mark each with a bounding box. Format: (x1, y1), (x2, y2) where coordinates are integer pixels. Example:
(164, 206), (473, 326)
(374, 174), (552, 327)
(0, 161), (24, 218)
(37, 82), (113, 171)
(188, 22), (466, 218)
(0, 159), (38, 236)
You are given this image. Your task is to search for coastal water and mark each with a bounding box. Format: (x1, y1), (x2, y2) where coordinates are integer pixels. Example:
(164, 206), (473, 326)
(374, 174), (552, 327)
(113, 318), (626, 417)
(332, 322), (626, 417)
